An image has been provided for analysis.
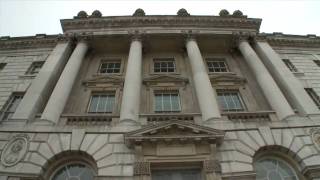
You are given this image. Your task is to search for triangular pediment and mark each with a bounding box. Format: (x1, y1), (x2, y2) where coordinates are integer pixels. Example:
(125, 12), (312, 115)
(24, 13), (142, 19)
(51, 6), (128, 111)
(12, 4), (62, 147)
(143, 75), (189, 86)
(125, 120), (224, 146)
(82, 75), (124, 87)
(209, 74), (246, 85)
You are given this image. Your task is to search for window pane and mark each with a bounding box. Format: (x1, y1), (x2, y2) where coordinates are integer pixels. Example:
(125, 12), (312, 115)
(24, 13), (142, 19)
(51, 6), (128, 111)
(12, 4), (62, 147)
(206, 58), (228, 72)
(153, 58), (176, 73)
(88, 94), (115, 113)
(155, 95), (163, 112)
(171, 95), (180, 111)
(88, 96), (99, 112)
(154, 92), (180, 112)
(217, 90), (244, 112)
(99, 62), (121, 74)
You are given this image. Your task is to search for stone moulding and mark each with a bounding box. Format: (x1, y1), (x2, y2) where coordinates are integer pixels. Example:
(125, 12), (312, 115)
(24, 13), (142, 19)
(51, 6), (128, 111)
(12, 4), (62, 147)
(0, 35), (66, 50)
(266, 35), (320, 48)
(60, 16), (262, 33)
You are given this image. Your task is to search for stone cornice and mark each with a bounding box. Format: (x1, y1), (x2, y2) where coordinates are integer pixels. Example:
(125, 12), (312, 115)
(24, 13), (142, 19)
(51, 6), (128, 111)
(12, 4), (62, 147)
(0, 34), (67, 50)
(60, 15), (262, 33)
(263, 33), (320, 48)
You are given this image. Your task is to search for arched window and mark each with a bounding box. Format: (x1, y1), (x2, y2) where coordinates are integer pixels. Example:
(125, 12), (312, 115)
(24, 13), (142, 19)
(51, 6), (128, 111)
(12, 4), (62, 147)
(254, 157), (299, 180)
(51, 163), (95, 180)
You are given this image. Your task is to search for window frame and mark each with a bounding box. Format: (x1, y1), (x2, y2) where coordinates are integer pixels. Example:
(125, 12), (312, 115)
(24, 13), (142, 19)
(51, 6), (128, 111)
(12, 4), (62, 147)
(305, 88), (320, 109)
(282, 59), (298, 72)
(205, 57), (229, 73)
(98, 59), (122, 74)
(152, 57), (177, 74)
(216, 89), (246, 112)
(26, 61), (44, 75)
(153, 90), (181, 113)
(87, 92), (116, 114)
(0, 92), (24, 121)
(50, 161), (95, 180)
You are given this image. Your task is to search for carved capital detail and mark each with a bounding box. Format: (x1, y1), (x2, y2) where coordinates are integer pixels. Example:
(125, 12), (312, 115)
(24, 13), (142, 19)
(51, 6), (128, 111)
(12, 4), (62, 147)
(232, 31), (256, 47)
(128, 30), (145, 42)
(203, 160), (221, 173)
(134, 161), (151, 175)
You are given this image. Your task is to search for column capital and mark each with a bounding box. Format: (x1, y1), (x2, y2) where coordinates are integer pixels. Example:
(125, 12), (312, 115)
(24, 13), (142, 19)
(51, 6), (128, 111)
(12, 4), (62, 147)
(128, 30), (145, 42)
(232, 31), (256, 46)
(182, 30), (200, 42)
(253, 33), (268, 43)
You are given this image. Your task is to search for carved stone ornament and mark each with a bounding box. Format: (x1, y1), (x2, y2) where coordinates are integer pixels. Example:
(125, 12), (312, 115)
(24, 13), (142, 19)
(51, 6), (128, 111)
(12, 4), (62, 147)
(219, 9), (230, 17)
(177, 8), (190, 16)
(1, 134), (30, 167)
(133, 8), (146, 16)
(90, 10), (102, 18)
(134, 162), (150, 175)
(310, 128), (320, 151)
(203, 160), (221, 173)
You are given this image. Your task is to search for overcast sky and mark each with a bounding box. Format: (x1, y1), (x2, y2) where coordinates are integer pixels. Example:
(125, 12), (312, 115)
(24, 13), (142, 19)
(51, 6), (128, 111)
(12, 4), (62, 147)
(0, 0), (320, 37)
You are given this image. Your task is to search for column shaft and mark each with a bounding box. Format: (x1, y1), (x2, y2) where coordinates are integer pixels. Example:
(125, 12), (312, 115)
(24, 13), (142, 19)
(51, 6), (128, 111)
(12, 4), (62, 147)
(119, 39), (142, 124)
(41, 41), (88, 124)
(254, 41), (319, 114)
(186, 39), (221, 121)
(238, 40), (295, 119)
(12, 41), (73, 121)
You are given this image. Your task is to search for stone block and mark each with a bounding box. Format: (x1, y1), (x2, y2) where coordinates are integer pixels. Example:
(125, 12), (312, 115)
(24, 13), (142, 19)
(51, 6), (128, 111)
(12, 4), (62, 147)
(234, 141), (255, 156)
(28, 142), (40, 152)
(87, 134), (109, 155)
(59, 133), (71, 151)
(80, 134), (97, 152)
(71, 129), (85, 150)
(122, 165), (133, 176)
(47, 134), (62, 154)
(271, 129), (282, 145)
(98, 165), (122, 176)
(38, 142), (54, 160)
(29, 152), (46, 166)
(247, 130), (266, 147)
(113, 144), (131, 153)
(93, 144), (113, 161)
(237, 131), (259, 151)
(282, 129), (294, 149)
(109, 134), (124, 143)
(259, 126), (275, 145)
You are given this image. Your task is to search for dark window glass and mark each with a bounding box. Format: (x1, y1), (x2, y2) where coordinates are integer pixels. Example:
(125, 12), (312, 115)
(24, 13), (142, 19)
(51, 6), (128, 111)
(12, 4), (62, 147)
(26, 61), (44, 75)
(1, 93), (24, 120)
(305, 88), (320, 109)
(206, 58), (228, 72)
(99, 61), (121, 74)
(154, 91), (181, 112)
(216, 90), (245, 112)
(88, 93), (115, 113)
(154, 58), (176, 73)
(282, 59), (298, 72)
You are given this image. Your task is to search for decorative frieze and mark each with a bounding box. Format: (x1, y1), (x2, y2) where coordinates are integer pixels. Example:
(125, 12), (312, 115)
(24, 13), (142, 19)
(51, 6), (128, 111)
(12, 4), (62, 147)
(0, 35), (60, 50)
(310, 128), (320, 151)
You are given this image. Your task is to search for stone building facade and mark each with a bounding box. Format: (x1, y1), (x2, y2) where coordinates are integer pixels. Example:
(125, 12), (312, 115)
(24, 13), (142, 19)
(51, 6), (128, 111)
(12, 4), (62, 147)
(0, 8), (320, 180)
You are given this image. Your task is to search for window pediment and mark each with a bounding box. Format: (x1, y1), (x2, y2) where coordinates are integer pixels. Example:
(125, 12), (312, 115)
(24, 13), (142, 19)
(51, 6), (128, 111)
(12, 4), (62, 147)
(209, 74), (246, 85)
(143, 75), (189, 87)
(82, 75), (124, 88)
(125, 120), (224, 147)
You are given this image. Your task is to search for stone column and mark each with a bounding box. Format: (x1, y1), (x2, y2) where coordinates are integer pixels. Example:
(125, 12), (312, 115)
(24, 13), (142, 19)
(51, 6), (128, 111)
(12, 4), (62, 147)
(119, 37), (143, 125)
(185, 38), (221, 121)
(12, 40), (73, 121)
(41, 40), (88, 124)
(254, 40), (319, 115)
(238, 39), (295, 120)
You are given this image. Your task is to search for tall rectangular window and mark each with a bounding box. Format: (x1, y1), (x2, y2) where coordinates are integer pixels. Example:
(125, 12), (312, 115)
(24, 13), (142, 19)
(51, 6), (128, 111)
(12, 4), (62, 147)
(88, 93), (115, 113)
(26, 61), (44, 75)
(313, 60), (320, 67)
(1, 93), (24, 120)
(154, 91), (181, 112)
(206, 58), (228, 72)
(99, 61), (121, 74)
(153, 58), (176, 73)
(216, 90), (245, 112)
(282, 59), (298, 72)
(305, 88), (320, 109)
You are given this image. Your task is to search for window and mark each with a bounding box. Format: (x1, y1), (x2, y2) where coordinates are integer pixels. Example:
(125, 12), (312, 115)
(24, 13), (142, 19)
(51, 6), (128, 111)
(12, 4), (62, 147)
(51, 163), (95, 180)
(282, 59), (298, 72)
(152, 169), (202, 180)
(87, 93), (115, 113)
(1, 93), (24, 120)
(305, 88), (320, 108)
(314, 60), (320, 67)
(154, 58), (176, 73)
(0, 63), (6, 71)
(206, 58), (228, 72)
(154, 91), (181, 112)
(26, 61), (44, 75)
(99, 61), (121, 74)
(216, 90), (245, 112)
(254, 157), (298, 180)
